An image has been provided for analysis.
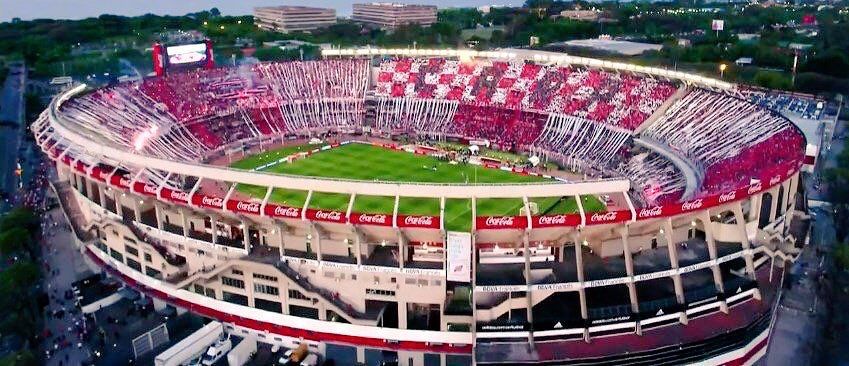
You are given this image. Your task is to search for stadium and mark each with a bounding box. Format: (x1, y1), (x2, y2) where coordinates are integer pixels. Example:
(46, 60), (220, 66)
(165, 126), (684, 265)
(34, 47), (814, 365)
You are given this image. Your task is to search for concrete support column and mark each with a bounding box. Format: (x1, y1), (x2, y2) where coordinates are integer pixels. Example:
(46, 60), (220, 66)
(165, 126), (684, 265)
(732, 204), (757, 279)
(211, 216), (219, 245)
(522, 230), (534, 346)
(619, 226), (639, 314)
(133, 198), (141, 223)
(278, 222), (286, 259)
(180, 209), (189, 237)
(154, 202), (163, 230)
(663, 219), (687, 325)
(398, 231), (406, 269)
(242, 221), (251, 251)
(699, 212), (725, 294)
(98, 184), (106, 208)
(572, 231), (588, 322)
(312, 223), (323, 262)
(354, 230), (363, 266)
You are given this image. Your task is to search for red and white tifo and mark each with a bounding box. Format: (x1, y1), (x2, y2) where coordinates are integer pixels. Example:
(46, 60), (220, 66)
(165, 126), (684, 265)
(34, 47), (814, 365)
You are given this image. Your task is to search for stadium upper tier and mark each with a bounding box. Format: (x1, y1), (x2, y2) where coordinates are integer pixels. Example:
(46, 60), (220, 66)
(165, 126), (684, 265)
(46, 56), (804, 210)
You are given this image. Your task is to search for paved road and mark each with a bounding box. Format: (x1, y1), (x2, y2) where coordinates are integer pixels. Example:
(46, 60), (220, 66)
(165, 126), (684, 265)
(0, 62), (27, 213)
(764, 118), (845, 366)
(41, 207), (97, 366)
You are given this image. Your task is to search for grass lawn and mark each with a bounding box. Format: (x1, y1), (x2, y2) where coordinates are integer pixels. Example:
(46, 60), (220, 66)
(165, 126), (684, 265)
(231, 142), (605, 231)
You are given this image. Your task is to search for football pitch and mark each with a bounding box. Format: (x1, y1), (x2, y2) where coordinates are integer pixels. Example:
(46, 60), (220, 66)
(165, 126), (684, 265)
(231, 142), (605, 231)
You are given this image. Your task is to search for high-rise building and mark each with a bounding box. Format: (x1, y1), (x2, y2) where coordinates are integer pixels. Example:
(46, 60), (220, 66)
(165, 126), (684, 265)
(253, 6), (336, 33)
(352, 3), (438, 29)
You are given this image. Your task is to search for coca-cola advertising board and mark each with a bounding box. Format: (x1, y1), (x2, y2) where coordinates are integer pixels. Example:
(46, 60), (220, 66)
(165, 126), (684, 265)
(396, 214), (441, 229)
(264, 204), (302, 219)
(192, 194), (224, 210)
(110, 174), (131, 190)
(226, 199), (262, 215)
(475, 215), (527, 230)
(584, 210), (630, 226)
(446, 231), (472, 282)
(350, 212), (392, 227)
(89, 167), (108, 182)
(534, 213), (582, 228)
(159, 187), (188, 204)
(133, 181), (159, 197)
(305, 209), (347, 224)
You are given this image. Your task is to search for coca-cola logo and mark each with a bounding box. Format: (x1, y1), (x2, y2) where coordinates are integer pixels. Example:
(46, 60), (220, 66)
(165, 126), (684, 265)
(169, 190), (188, 201)
(719, 191), (737, 203)
(273, 206), (300, 217)
(680, 199), (703, 211)
(358, 214), (388, 225)
(590, 212), (618, 223)
(96, 170), (107, 180)
(769, 175), (781, 186)
(236, 201), (260, 213)
(538, 215), (567, 225)
(201, 196), (223, 207)
(314, 210), (342, 221)
(143, 185), (157, 195)
(403, 215), (435, 227)
(485, 216), (515, 227)
(638, 206), (663, 218)
(118, 178), (131, 187)
(748, 181), (763, 195)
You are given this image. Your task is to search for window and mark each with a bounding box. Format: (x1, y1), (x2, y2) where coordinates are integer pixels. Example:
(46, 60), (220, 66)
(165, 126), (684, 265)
(125, 245), (139, 257)
(205, 288), (216, 298)
(109, 248), (124, 263)
(145, 266), (162, 279)
(254, 298), (282, 313)
(366, 288), (396, 297)
(232, 269), (244, 276)
(126, 258), (142, 272)
(222, 276), (245, 289)
(193, 284), (205, 295)
(144, 253), (153, 262)
(288, 289), (310, 300)
(254, 283), (279, 296)
(252, 273), (278, 282)
(222, 291), (249, 306)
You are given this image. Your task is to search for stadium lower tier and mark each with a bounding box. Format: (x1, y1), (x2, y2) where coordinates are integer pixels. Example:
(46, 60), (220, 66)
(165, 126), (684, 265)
(51, 156), (805, 365)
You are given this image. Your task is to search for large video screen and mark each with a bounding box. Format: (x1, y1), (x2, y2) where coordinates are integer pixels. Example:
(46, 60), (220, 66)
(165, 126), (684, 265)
(166, 43), (208, 65)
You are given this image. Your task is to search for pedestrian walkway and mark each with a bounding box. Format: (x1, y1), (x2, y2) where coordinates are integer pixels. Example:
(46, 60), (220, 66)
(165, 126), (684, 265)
(40, 207), (96, 366)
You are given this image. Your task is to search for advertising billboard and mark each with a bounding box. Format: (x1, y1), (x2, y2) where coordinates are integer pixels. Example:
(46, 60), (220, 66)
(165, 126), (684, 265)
(166, 43), (208, 65)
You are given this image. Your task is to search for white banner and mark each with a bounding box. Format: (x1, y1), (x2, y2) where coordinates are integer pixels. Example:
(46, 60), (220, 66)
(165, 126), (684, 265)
(446, 231), (472, 282)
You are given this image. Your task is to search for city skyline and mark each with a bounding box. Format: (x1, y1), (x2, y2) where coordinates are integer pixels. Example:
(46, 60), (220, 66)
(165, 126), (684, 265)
(0, 0), (518, 23)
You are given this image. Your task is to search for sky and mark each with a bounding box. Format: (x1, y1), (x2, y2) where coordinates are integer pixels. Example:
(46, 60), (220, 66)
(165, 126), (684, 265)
(0, 0), (520, 23)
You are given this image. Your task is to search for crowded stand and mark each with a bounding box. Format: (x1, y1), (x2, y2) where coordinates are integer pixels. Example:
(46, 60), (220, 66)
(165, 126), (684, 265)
(615, 152), (686, 206)
(374, 57), (678, 131)
(534, 113), (631, 170)
(643, 89), (803, 196)
(54, 57), (806, 210)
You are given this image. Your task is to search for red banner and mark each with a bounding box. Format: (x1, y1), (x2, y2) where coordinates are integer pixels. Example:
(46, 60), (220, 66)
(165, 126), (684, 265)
(109, 174), (131, 190)
(584, 210), (631, 225)
(350, 212), (392, 227)
(191, 194), (224, 210)
(533, 213), (582, 228)
(226, 199), (262, 215)
(305, 209), (347, 224)
(397, 214), (441, 229)
(476, 215), (528, 230)
(89, 166), (109, 182)
(133, 181), (159, 197)
(159, 187), (188, 204)
(264, 204), (302, 219)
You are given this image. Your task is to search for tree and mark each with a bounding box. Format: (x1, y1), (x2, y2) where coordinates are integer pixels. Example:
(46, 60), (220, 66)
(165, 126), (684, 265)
(210, 8), (221, 18)
(835, 243), (849, 271)
(0, 227), (32, 256)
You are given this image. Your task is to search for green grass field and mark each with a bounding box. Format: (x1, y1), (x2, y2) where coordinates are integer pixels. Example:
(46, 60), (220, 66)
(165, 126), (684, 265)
(231, 142), (605, 231)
